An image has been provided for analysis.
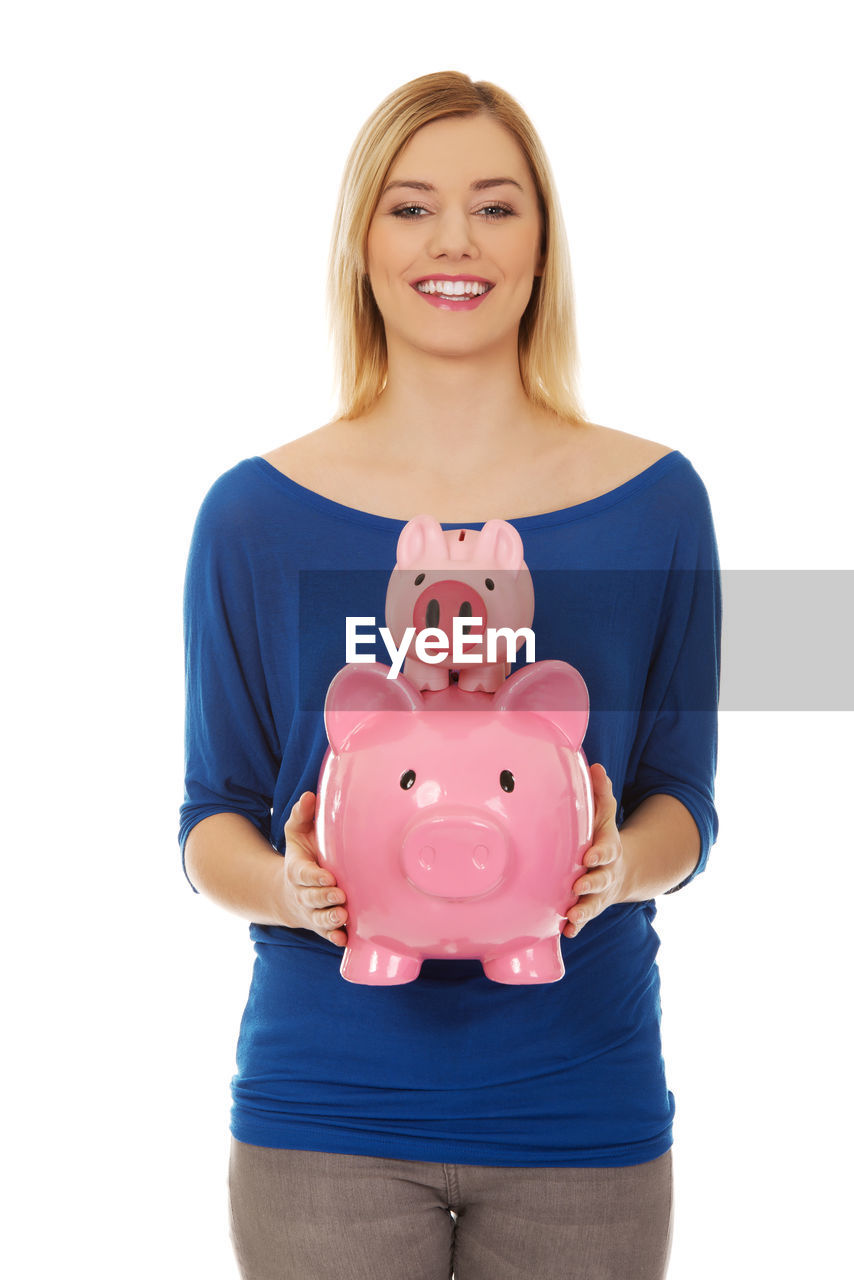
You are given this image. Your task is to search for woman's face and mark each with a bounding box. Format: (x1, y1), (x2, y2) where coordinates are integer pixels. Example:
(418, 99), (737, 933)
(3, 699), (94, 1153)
(366, 114), (545, 361)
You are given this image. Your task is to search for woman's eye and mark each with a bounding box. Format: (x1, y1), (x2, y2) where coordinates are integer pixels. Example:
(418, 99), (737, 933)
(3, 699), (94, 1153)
(390, 203), (515, 221)
(391, 204), (429, 218)
(477, 204), (515, 220)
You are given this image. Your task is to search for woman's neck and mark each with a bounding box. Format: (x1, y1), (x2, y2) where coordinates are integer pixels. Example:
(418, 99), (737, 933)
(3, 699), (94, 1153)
(355, 355), (560, 479)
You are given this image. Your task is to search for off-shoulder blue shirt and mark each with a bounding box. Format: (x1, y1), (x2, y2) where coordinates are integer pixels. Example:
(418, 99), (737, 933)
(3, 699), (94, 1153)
(179, 450), (720, 1167)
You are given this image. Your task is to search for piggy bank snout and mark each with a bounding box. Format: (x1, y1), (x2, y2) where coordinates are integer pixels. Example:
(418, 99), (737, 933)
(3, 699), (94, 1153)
(413, 580), (486, 642)
(401, 810), (508, 899)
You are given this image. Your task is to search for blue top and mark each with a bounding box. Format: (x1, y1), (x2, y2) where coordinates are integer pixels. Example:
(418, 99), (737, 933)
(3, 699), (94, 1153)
(179, 449), (720, 1167)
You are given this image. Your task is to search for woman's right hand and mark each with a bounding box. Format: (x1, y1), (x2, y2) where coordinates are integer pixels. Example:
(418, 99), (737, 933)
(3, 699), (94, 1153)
(281, 791), (349, 947)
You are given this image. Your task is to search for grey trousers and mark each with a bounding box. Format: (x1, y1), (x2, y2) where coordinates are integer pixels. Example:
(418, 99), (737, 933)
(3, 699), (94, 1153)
(228, 1138), (674, 1280)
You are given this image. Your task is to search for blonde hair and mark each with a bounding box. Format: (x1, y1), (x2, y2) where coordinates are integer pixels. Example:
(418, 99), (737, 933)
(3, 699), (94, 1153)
(326, 71), (588, 426)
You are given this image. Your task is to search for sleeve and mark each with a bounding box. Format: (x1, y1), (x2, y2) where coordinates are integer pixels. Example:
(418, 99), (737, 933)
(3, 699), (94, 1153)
(620, 471), (722, 892)
(178, 475), (281, 891)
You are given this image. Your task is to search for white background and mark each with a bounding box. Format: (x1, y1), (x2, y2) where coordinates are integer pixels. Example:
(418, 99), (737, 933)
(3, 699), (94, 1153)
(3, 2), (851, 1276)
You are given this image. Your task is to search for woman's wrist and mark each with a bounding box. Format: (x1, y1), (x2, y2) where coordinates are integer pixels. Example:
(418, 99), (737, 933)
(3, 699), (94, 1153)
(617, 793), (701, 902)
(185, 812), (293, 926)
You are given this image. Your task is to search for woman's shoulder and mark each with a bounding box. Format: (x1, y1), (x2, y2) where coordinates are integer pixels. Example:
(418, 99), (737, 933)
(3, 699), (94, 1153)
(592, 422), (715, 532)
(261, 420), (350, 488)
(549, 420), (681, 508)
(571, 423), (715, 534)
(578, 421), (674, 479)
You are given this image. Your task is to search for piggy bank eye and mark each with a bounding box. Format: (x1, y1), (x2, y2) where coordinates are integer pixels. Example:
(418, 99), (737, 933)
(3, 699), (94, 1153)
(414, 573), (425, 585)
(500, 769), (515, 792)
(400, 769), (416, 790)
(484, 578), (495, 591)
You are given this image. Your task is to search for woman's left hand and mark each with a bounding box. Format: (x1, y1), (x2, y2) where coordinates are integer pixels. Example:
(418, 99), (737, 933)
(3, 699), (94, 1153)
(562, 763), (627, 939)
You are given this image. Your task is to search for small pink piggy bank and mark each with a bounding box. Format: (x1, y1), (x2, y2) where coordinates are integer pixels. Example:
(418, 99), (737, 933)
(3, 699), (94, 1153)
(315, 659), (594, 985)
(384, 514), (535, 694)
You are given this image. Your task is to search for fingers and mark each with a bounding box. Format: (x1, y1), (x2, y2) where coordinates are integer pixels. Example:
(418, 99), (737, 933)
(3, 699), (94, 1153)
(562, 865), (608, 936)
(572, 865), (617, 900)
(285, 794), (328, 878)
(298, 870), (350, 945)
(321, 903), (348, 941)
(313, 882), (349, 940)
(583, 840), (618, 870)
(589, 763), (617, 829)
(285, 790), (318, 835)
(584, 763), (620, 868)
(284, 792), (349, 946)
(564, 763), (621, 939)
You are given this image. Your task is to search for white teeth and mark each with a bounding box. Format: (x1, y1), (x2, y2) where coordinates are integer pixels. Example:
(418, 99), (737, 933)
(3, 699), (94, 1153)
(415, 280), (490, 296)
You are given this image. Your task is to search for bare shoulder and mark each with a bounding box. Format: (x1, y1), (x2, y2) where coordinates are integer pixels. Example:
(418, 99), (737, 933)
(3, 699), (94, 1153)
(582, 421), (674, 471)
(261, 419), (350, 484)
(544, 420), (674, 505)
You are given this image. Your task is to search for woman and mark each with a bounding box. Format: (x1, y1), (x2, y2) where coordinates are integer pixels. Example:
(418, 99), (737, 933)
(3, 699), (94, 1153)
(180, 71), (720, 1280)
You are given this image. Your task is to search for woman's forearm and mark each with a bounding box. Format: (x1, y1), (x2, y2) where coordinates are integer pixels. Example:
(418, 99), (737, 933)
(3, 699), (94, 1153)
(184, 812), (295, 927)
(618, 793), (702, 902)
(186, 794), (700, 934)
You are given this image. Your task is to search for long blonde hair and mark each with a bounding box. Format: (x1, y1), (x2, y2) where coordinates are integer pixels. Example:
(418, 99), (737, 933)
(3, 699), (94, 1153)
(327, 71), (588, 426)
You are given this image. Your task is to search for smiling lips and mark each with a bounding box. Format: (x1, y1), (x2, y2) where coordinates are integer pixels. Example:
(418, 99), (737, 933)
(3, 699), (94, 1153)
(411, 275), (494, 311)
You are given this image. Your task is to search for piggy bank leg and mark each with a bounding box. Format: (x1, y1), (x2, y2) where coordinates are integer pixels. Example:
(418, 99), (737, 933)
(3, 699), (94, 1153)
(340, 936), (422, 985)
(403, 656), (450, 692)
(482, 935), (565, 984)
(457, 663), (508, 694)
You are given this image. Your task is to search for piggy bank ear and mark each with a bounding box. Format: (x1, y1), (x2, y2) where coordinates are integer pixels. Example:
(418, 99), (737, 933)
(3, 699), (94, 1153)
(324, 662), (424, 752)
(475, 519), (524, 570)
(492, 659), (589, 750)
(396, 515), (448, 569)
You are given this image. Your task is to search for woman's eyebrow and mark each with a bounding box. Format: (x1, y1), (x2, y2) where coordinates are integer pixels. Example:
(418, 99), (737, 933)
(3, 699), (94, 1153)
(382, 177), (524, 195)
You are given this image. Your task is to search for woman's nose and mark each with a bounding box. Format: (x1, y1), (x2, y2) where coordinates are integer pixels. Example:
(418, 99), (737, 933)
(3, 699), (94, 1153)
(425, 209), (479, 259)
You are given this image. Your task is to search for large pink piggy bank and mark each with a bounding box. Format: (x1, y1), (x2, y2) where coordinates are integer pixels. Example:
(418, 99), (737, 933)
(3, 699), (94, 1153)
(384, 514), (535, 694)
(314, 659), (594, 985)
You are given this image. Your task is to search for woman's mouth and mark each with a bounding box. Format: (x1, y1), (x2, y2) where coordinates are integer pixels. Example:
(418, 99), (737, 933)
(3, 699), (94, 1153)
(411, 279), (494, 311)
